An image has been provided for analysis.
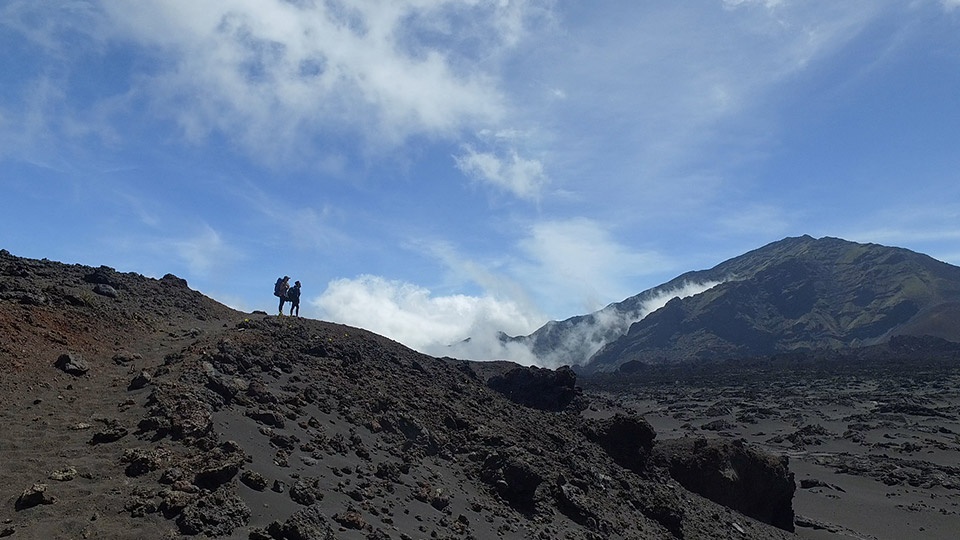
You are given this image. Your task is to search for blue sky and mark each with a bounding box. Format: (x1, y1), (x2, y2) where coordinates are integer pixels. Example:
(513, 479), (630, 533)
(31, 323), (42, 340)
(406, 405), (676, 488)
(3, 1), (960, 363)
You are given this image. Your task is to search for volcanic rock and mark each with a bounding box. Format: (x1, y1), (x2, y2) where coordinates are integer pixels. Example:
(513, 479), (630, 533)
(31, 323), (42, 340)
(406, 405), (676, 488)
(486, 364), (581, 411)
(176, 487), (249, 536)
(54, 352), (89, 375)
(651, 437), (796, 531)
(582, 413), (656, 472)
(15, 483), (56, 511)
(0, 249), (802, 539)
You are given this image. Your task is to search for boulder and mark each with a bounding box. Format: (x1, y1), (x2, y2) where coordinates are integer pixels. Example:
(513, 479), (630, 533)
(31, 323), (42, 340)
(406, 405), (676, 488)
(176, 487), (249, 536)
(128, 371), (152, 390)
(486, 365), (581, 411)
(93, 283), (118, 298)
(582, 414), (656, 472)
(266, 504), (336, 540)
(15, 483), (56, 510)
(54, 352), (89, 376)
(480, 451), (543, 510)
(651, 437), (795, 531)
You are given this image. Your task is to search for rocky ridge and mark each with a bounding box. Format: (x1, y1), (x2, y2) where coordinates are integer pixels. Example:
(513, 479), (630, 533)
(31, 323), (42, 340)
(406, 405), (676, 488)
(0, 249), (795, 539)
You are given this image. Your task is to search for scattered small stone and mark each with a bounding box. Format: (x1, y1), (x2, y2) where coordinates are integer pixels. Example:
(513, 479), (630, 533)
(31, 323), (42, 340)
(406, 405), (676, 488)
(176, 488), (249, 536)
(289, 478), (324, 506)
(240, 470), (269, 492)
(246, 409), (285, 428)
(90, 425), (128, 444)
(49, 467), (78, 481)
(126, 370), (151, 390)
(112, 353), (141, 365)
(160, 467), (185, 484)
(122, 448), (170, 477)
(93, 283), (119, 298)
(16, 483), (56, 510)
(333, 509), (366, 530)
(55, 352), (89, 376)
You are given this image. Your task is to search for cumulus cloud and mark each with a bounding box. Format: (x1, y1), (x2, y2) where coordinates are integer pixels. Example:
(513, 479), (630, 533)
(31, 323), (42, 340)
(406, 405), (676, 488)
(311, 273), (721, 367)
(307, 221), (704, 367)
(312, 275), (543, 363)
(91, 1), (544, 159)
(516, 218), (672, 314)
(454, 146), (547, 200)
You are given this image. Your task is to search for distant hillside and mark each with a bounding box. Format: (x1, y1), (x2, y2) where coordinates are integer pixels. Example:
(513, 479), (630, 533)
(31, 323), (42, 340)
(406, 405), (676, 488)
(513, 236), (960, 373)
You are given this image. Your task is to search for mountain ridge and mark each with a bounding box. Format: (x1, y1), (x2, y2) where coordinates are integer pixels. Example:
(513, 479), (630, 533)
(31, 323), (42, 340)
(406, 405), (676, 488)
(510, 235), (960, 373)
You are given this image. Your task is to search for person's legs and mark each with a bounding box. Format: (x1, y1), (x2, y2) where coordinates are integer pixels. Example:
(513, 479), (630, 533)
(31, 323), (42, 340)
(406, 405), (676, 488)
(279, 297), (285, 314)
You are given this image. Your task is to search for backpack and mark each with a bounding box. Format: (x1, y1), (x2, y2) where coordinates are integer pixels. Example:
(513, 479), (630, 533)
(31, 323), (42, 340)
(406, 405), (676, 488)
(274, 277), (284, 297)
(287, 286), (300, 301)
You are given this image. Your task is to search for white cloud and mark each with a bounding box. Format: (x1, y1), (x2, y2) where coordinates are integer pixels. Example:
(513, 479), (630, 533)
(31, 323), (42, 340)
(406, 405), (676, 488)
(535, 279), (723, 368)
(310, 271), (722, 367)
(91, 1), (543, 160)
(518, 1), (896, 201)
(516, 218), (672, 314)
(454, 146), (547, 200)
(312, 275), (543, 363)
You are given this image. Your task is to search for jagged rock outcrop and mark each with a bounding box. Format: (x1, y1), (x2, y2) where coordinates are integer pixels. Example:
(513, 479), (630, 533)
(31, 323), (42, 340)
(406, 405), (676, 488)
(651, 437), (796, 531)
(486, 364), (582, 411)
(582, 414), (656, 473)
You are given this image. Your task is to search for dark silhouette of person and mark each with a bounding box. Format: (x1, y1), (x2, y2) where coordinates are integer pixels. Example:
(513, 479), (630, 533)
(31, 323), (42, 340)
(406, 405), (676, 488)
(275, 276), (290, 315)
(287, 280), (301, 317)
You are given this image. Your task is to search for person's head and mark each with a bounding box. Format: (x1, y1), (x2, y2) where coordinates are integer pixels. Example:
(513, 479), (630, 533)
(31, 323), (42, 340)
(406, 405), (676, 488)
(283, 276), (290, 282)
(295, 281), (301, 287)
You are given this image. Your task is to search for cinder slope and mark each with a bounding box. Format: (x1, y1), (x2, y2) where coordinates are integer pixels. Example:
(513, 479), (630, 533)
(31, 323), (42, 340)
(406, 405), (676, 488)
(0, 250), (795, 539)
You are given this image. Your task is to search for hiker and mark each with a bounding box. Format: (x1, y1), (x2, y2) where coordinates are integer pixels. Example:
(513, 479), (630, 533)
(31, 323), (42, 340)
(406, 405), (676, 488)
(274, 276), (290, 315)
(287, 280), (301, 317)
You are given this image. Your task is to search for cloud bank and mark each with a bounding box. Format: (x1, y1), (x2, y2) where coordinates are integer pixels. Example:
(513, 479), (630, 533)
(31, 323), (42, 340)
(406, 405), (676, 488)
(312, 275), (542, 362)
(313, 275), (721, 368)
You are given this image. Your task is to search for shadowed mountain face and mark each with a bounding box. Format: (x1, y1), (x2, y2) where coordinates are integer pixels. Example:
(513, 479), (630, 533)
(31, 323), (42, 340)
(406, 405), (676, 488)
(0, 249), (796, 539)
(518, 236), (960, 373)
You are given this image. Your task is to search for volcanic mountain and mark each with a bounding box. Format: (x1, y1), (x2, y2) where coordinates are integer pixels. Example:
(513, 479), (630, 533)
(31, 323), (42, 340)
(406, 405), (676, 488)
(513, 235), (960, 372)
(0, 249), (796, 539)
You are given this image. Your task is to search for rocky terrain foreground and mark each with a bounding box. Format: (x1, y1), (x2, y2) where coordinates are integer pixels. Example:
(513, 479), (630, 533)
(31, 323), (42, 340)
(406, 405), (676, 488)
(584, 344), (960, 540)
(0, 250), (797, 539)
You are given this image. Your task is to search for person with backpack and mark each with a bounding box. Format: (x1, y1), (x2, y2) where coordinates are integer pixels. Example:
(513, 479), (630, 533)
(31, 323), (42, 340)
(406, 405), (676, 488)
(287, 280), (302, 317)
(274, 276), (290, 315)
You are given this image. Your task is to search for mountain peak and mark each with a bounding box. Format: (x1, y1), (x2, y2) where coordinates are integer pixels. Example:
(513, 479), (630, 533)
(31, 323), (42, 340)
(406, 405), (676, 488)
(585, 236), (960, 371)
(513, 236), (960, 372)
